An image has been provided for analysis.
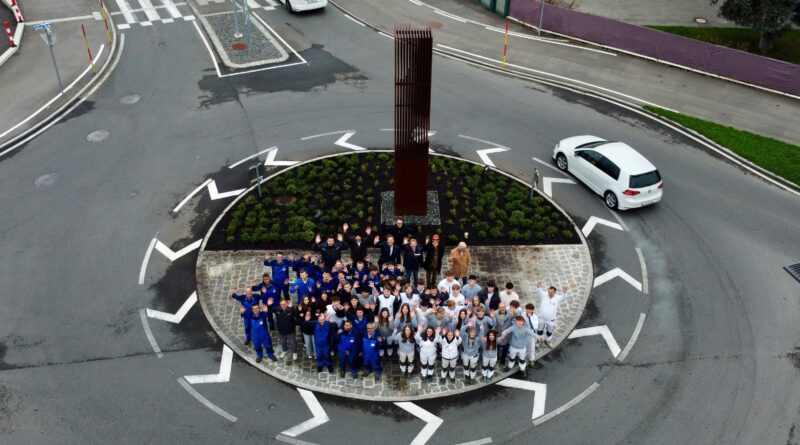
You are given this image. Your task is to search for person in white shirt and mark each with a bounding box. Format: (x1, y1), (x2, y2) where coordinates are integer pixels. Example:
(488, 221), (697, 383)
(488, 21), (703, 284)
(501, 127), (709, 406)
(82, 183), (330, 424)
(500, 282), (520, 306)
(377, 285), (398, 318)
(535, 281), (571, 347)
(449, 283), (465, 306)
(399, 283), (419, 308)
(437, 271), (457, 296)
(523, 303), (540, 364)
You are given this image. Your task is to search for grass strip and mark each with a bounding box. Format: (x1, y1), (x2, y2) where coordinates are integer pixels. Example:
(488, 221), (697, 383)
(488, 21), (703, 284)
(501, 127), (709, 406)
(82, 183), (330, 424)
(644, 105), (800, 187)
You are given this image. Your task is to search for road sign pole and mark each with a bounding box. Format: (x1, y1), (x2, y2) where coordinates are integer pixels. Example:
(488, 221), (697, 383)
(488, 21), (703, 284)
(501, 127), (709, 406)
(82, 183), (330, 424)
(45, 29), (64, 93)
(538, 0), (545, 36)
(231, 0), (241, 39)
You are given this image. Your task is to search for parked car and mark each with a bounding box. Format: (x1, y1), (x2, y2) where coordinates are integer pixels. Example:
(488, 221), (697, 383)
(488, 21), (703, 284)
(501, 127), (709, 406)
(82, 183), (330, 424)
(280, 0), (327, 12)
(553, 136), (663, 210)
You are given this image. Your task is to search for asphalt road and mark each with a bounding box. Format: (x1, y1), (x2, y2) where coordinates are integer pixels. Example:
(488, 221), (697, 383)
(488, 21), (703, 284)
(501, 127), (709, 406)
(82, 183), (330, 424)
(0, 3), (798, 444)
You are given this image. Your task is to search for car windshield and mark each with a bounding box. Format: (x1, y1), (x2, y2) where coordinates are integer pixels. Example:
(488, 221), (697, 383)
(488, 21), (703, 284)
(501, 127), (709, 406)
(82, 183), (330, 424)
(629, 170), (661, 188)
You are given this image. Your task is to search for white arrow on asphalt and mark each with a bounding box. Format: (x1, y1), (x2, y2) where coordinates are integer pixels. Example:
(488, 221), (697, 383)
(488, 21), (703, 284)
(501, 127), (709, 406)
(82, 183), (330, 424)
(593, 267), (643, 292)
(542, 177), (575, 197)
(146, 291), (198, 323)
(497, 378), (547, 420)
(568, 325), (621, 358)
(476, 147), (507, 167)
(264, 147), (298, 167)
(334, 132), (366, 151)
(280, 389), (330, 438)
(173, 179), (245, 212)
(581, 216), (624, 237)
(185, 345), (233, 384)
(395, 402), (443, 445)
(154, 239), (203, 262)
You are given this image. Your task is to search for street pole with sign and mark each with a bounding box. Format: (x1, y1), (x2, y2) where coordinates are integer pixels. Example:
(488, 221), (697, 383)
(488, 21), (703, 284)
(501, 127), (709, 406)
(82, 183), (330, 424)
(32, 23), (64, 93)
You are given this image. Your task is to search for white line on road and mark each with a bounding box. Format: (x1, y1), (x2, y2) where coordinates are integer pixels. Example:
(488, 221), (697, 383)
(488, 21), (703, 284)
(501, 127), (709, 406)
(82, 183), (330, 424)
(185, 345), (234, 384)
(378, 31), (394, 40)
(154, 239), (203, 262)
(476, 147), (507, 167)
(484, 25), (615, 55)
(193, 20), (222, 77)
(593, 267), (643, 292)
(434, 9), (466, 23)
(172, 178), (212, 212)
(635, 247), (649, 294)
(542, 177), (575, 197)
(533, 382), (599, 426)
(395, 402), (443, 445)
(229, 146), (276, 168)
(138, 235), (158, 285)
(607, 209), (630, 231)
(177, 377), (238, 422)
(343, 13), (365, 26)
(617, 313), (646, 362)
(458, 134), (511, 150)
(146, 291), (198, 323)
(139, 309), (163, 358)
(281, 389), (330, 437)
(581, 216), (624, 237)
(532, 157), (567, 176)
(162, 0), (183, 19)
(172, 180), (245, 212)
(335, 132), (366, 151)
(114, 0), (138, 26)
(301, 130), (355, 141)
(251, 11), (308, 65)
(497, 378), (546, 420)
(568, 325), (621, 358)
(137, 0), (162, 23)
(455, 439), (492, 445)
(276, 435), (319, 445)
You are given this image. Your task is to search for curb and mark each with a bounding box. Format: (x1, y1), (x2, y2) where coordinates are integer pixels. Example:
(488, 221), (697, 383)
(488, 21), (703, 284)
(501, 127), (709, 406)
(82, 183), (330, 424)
(0, 0), (25, 68)
(195, 149), (594, 401)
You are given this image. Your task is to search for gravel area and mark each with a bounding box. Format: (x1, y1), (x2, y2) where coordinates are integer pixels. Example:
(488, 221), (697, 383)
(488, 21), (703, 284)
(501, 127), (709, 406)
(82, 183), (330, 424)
(201, 12), (289, 68)
(380, 191), (442, 226)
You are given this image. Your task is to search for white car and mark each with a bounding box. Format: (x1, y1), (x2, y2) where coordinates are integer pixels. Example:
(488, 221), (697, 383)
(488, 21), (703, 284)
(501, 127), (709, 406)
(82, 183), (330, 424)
(553, 136), (663, 210)
(279, 0), (327, 12)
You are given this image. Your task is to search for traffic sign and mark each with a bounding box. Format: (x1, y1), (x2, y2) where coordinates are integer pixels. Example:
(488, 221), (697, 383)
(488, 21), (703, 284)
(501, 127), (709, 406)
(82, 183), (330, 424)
(32, 22), (52, 32)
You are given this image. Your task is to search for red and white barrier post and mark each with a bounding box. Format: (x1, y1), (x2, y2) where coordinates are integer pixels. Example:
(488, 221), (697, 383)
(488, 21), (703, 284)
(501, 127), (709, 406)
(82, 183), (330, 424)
(80, 24), (96, 74)
(10, 0), (24, 23)
(502, 19), (509, 67)
(4, 20), (16, 47)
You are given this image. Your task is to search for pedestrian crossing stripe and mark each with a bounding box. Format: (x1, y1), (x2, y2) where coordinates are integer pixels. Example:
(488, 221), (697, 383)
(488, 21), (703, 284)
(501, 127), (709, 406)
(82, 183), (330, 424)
(109, 0), (271, 30)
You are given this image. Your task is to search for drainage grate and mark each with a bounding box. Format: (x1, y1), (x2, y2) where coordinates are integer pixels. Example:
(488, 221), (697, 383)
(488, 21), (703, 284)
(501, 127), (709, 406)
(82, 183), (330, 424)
(785, 263), (800, 283)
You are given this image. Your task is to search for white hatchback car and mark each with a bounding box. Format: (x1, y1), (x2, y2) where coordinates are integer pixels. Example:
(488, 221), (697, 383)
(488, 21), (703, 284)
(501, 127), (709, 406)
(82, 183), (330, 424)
(280, 0), (327, 12)
(553, 136), (663, 210)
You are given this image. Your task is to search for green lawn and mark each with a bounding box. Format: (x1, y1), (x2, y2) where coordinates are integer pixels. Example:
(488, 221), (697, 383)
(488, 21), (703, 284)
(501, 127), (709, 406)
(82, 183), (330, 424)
(649, 26), (800, 65)
(643, 106), (800, 187)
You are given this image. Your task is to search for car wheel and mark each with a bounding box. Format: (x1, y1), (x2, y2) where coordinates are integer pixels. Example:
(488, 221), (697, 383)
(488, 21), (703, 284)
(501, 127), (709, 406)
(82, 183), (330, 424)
(286, 0), (293, 12)
(604, 191), (618, 210)
(555, 153), (568, 171)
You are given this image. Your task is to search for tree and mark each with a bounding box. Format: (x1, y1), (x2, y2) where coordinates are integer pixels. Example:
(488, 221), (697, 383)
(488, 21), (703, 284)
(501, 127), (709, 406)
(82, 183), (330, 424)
(711, 0), (799, 52)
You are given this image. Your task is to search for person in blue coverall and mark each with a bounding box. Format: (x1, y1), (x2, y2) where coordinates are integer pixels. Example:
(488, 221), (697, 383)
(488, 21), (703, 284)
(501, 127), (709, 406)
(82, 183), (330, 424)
(247, 304), (277, 363)
(251, 274), (279, 330)
(337, 319), (360, 378)
(306, 313), (336, 373)
(231, 287), (259, 345)
(290, 270), (316, 304)
(361, 323), (386, 380)
(264, 252), (292, 299)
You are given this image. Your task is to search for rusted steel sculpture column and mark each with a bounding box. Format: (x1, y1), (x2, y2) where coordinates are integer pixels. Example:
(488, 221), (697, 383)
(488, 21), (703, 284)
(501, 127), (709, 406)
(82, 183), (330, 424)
(394, 25), (432, 216)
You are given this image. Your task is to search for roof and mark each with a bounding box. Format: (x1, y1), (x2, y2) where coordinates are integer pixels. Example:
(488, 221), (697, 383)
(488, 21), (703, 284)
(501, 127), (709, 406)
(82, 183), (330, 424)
(594, 142), (657, 175)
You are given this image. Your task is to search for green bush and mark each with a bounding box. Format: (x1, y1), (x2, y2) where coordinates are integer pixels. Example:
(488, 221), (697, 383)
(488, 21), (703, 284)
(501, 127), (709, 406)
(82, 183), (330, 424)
(563, 230), (573, 239)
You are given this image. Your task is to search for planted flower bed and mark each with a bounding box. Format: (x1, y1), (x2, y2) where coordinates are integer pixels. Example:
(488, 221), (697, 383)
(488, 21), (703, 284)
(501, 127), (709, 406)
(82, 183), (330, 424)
(208, 152), (578, 250)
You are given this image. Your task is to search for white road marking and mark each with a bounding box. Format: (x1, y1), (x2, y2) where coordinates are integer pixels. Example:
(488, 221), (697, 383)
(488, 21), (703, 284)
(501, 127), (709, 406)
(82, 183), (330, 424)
(635, 247), (649, 294)
(484, 26), (616, 55)
(193, 20), (222, 77)
(532, 156), (567, 176)
(334, 132), (367, 151)
(117, 23), (131, 29)
(407, 0), (422, 5)
(381, 128), (437, 137)
(343, 13), (365, 26)
(617, 313), (646, 362)
(607, 209), (630, 231)
(251, 11), (308, 65)
(172, 179), (245, 212)
(568, 325), (621, 358)
(378, 31), (394, 40)
(301, 130), (355, 141)
(177, 377), (238, 422)
(247, 0), (261, 9)
(162, 0), (183, 19)
(458, 134), (510, 150)
(476, 147), (507, 167)
(395, 402), (444, 445)
(434, 9), (466, 23)
(92, 11), (103, 20)
(114, 0), (138, 26)
(146, 291), (197, 323)
(264, 147), (298, 166)
(497, 378), (546, 420)
(173, 178), (213, 212)
(229, 146), (275, 168)
(455, 439), (492, 445)
(276, 435), (319, 445)
(533, 382), (599, 426)
(154, 239), (203, 262)
(138, 235), (158, 285)
(183, 14), (195, 20)
(139, 309), (163, 358)
(593, 267), (643, 292)
(264, 0), (280, 6)
(26, 15), (96, 25)
(137, 0), (162, 23)
(280, 389), (330, 437)
(185, 345), (234, 384)
(581, 216), (624, 237)
(542, 177), (575, 197)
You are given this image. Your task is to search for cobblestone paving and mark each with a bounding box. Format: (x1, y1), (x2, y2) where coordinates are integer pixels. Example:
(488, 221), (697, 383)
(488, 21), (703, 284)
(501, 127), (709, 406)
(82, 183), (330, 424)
(197, 245), (591, 401)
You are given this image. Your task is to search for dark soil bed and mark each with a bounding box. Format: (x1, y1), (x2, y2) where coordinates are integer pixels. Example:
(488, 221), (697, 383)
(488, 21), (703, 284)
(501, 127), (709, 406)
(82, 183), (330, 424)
(206, 152), (579, 250)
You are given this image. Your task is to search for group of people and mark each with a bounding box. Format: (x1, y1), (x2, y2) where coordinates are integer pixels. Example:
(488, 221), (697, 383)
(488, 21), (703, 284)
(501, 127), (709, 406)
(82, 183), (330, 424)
(230, 219), (572, 382)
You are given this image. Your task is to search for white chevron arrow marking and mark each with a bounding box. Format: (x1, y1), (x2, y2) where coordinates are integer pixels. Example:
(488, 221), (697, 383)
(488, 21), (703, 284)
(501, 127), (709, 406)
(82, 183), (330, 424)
(154, 239), (203, 262)
(334, 132), (366, 151)
(581, 216), (624, 236)
(264, 147), (298, 166)
(395, 402), (443, 445)
(476, 147), (507, 167)
(568, 325), (621, 358)
(280, 389), (330, 438)
(497, 378), (547, 420)
(173, 179), (245, 212)
(185, 346), (233, 384)
(146, 291), (197, 323)
(542, 177), (575, 197)
(593, 267), (643, 292)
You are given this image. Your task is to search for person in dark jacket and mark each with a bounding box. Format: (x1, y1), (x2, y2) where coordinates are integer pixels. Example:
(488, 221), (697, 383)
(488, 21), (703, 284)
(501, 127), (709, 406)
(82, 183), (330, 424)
(311, 233), (348, 270)
(402, 238), (424, 285)
(478, 280), (502, 311)
(373, 234), (402, 268)
(422, 234), (445, 287)
(383, 218), (417, 243)
(342, 223), (372, 264)
(275, 299), (299, 362)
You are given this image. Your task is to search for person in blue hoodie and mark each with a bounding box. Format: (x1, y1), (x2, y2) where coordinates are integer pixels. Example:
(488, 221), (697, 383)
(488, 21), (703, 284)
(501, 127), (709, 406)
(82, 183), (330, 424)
(305, 313), (335, 373)
(337, 320), (360, 378)
(290, 269), (316, 304)
(231, 287), (259, 345)
(264, 252), (293, 299)
(361, 323), (386, 380)
(247, 304), (277, 363)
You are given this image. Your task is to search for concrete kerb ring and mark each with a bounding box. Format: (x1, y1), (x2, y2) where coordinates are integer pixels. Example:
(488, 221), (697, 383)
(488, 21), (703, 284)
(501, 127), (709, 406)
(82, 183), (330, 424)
(196, 149), (594, 401)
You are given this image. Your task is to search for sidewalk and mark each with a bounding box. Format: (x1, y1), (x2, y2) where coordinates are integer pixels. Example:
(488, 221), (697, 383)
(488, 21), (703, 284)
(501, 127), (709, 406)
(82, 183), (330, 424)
(561, 0), (731, 26)
(0, 0), (115, 153)
(333, 0), (800, 144)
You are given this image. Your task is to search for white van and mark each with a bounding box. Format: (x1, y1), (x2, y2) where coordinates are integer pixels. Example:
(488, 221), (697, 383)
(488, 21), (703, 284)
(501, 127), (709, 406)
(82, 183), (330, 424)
(279, 0), (327, 12)
(553, 136), (663, 210)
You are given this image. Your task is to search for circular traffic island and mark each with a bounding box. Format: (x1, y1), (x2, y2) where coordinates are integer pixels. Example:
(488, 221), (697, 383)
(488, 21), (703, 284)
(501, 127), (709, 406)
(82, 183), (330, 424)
(196, 151), (593, 401)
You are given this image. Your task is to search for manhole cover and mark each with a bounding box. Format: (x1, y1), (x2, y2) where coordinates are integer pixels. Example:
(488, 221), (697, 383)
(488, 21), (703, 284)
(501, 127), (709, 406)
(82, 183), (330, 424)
(120, 94), (140, 105)
(694, 17), (708, 24)
(231, 41), (248, 51)
(87, 130), (110, 142)
(34, 173), (59, 188)
(427, 22), (443, 29)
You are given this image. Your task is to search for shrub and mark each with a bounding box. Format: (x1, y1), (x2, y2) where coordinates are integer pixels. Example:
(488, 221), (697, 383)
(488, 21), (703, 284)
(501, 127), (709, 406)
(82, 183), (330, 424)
(226, 235), (235, 243)
(563, 230), (573, 239)
(489, 227), (503, 238)
(449, 199), (459, 208)
(449, 208), (457, 217)
(546, 226), (559, 237)
(478, 230), (488, 238)
(535, 231), (545, 240)
(448, 234), (458, 242)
